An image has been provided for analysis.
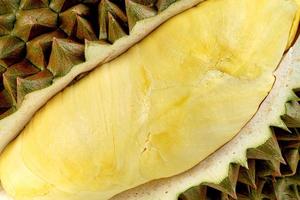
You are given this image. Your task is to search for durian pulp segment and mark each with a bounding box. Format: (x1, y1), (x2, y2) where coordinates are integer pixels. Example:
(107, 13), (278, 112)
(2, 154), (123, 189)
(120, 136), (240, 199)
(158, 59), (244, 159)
(0, 0), (298, 200)
(288, 0), (300, 48)
(113, 39), (300, 200)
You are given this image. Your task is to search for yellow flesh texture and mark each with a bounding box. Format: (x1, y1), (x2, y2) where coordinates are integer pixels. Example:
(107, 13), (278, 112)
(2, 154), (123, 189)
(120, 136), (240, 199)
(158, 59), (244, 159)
(288, 0), (300, 48)
(0, 0), (298, 199)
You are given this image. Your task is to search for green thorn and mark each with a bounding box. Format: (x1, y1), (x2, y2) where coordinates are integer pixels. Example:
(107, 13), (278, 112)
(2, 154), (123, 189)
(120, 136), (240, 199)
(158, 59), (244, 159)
(107, 12), (127, 43)
(238, 159), (256, 188)
(247, 133), (285, 164)
(76, 16), (97, 41)
(156, 0), (178, 12)
(12, 8), (58, 42)
(125, 0), (157, 31)
(17, 70), (53, 106)
(0, 36), (25, 67)
(98, 0), (127, 40)
(281, 148), (299, 176)
(59, 4), (90, 36)
(47, 38), (84, 77)
(282, 100), (300, 128)
(26, 31), (66, 70)
(204, 163), (239, 199)
(3, 60), (39, 105)
(274, 119), (291, 132)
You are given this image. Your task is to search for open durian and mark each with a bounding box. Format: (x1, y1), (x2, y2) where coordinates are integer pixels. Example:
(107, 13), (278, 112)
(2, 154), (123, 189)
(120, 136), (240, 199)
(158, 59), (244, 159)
(0, 0), (299, 199)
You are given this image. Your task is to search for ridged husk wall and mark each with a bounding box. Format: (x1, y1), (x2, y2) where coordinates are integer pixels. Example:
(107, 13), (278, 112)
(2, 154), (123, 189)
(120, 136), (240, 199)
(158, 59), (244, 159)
(179, 97), (300, 200)
(0, 0), (178, 119)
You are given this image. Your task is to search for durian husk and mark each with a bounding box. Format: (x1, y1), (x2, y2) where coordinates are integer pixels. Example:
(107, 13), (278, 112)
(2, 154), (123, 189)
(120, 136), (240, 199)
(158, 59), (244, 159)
(110, 28), (300, 200)
(0, 0), (205, 152)
(178, 117), (300, 199)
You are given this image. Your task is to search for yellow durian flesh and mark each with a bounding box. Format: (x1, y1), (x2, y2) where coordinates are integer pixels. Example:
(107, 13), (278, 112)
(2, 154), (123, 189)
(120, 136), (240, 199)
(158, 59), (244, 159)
(288, 0), (300, 48)
(0, 0), (298, 199)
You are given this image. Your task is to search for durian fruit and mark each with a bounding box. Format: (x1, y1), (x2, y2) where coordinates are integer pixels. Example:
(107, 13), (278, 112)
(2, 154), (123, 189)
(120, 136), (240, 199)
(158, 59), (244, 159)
(0, 0), (179, 151)
(0, 0), (300, 200)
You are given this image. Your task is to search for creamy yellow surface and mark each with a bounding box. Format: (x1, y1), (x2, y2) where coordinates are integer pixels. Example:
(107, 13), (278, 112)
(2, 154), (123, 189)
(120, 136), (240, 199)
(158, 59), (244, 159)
(0, 0), (298, 199)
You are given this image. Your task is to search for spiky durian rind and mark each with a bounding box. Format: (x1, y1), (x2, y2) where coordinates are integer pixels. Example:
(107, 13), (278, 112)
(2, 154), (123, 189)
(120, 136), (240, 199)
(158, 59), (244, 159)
(179, 119), (300, 199)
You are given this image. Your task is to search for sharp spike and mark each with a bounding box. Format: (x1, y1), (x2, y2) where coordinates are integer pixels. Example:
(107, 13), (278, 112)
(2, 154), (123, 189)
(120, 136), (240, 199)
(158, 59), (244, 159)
(26, 31), (66, 70)
(282, 100), (300, 128)
(0, 36), (25, 67)
(13, 8), (58, 42)
(98, 1), (108, 40)
(238, 160), (256, 188)
(281, 148), (299, 176)
(98, 0), (127, 40)
(3, 60), (39, 105)
(76, 16), (97, 41)
(105, 0), (128, 22)
(107, 12), (127, 43)
(204, 164), (239, 199)
(274, 127), (299, 141)
(247, 133), (285, 164)
(16, 70), (53, 106)
(125, 0), (157, 31)
(47, 38), (84, 77)
(59, 4), (90, 36)
(274, 119), (291, 132)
